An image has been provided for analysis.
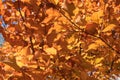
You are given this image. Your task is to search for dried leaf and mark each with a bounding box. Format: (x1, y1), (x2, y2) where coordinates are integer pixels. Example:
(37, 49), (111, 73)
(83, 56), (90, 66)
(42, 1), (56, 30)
(65, 2), (76, 17)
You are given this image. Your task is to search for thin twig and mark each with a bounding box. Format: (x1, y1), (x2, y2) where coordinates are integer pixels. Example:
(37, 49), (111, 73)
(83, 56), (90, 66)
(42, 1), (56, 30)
(18, 0), (25, 22)
(18, 0), (27, 30)
(29, 36), (35, 54)
(58, 8), (82, 31)
(98, 36), (120, 54)
(18, 0), (35, 54)
(79, 43), (82, 54)
(34, 3), (42, 20)
(108, 56), (119, 73)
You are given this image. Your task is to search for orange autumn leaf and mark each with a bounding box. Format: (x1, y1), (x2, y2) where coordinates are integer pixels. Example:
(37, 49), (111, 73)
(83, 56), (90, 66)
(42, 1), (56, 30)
(0, 0), (120, 80)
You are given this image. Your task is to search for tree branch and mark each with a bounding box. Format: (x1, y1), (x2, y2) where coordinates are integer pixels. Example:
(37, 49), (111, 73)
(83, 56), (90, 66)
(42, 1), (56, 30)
(18, 0), (25, 22)
(108, 56), (119, 73)
(58, 8), (82, 31)
(53, 3), (120, 56)
(29, 36), (35, 54)
(18, 0), (35, 54)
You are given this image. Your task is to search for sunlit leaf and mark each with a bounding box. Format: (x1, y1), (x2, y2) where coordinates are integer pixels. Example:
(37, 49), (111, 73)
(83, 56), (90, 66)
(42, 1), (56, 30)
(44, 47), (57, 55)
(95, 39), (106, 46)
(1, 55), (21, 71)
(49, 0), (59, 5)
(67, 34), (75, 44)
(95, 63), (102, 67)
(102, 24), (116, 32)
(6, 2), (13, 7)
(87, 39), (106, 51)
(16, 11), (25, 17)
(91, 10), (103, 23)
(95, 57), (104, 64)
(0, 0), (120, 79)
(15, 46), (33, 67)
(15, 46), (32, 56)
(87, 43), (98, 51)
(21, 0), (30, 3)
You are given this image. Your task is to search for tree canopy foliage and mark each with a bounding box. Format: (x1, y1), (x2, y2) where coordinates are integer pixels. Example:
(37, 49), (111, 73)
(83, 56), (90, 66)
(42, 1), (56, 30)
(0, 0), (120, 80)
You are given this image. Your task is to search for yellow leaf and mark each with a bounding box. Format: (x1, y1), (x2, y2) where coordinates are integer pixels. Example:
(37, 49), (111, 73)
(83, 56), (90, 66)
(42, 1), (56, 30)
(49, 0), (59, 5)
(16, 11), (25, 17)
(91, 12), (99, 23)
(94, 57), (104, 67)
(73, 7), (79, 15)
(91, 10), (104, 23)
(15, 60), (26, 68)
(6, 2), (13, 7)
(44, 47), (57, 55)
(87, 43), (98, 51)
(54, 33), (61, 42)
(15, 55), (33, 68)
(85, 16), (91, 22)
(1, 55), (21, 71)
(87, 39), (106, 51)
(39, 66), (45, 70)
(53, 22), (63, 33)
(95, 40), (106, 46)
(65, 56), (71, 60)
(67, 34), (75, 44)
(95, 58), (104, 64)
(21, 0), (30, 3)
(95, 63), (102, 67)
(102, 24), (116, 32)
(15, 46), (32, 56)
(14, 46), (32, 67)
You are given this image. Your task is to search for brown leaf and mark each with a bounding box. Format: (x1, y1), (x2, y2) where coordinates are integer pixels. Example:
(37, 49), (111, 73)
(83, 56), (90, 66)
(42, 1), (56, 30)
(46, 30), (57, 47)
(85, 22), (98, 35)
(1, 55), (21, 71)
